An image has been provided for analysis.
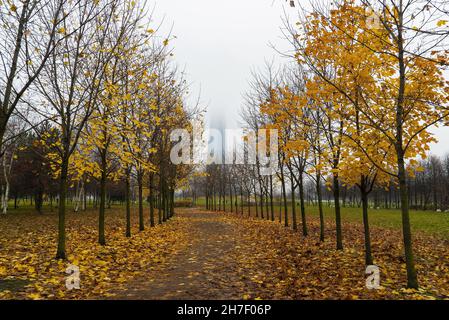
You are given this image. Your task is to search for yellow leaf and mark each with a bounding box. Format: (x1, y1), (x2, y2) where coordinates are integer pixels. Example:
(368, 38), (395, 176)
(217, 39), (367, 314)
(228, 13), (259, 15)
(28, 293), (42, 300)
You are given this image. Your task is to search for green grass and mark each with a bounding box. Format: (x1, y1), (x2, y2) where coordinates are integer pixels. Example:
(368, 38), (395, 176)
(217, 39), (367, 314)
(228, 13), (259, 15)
(306, 205), (449, 240)
(196, 196), (449, 240)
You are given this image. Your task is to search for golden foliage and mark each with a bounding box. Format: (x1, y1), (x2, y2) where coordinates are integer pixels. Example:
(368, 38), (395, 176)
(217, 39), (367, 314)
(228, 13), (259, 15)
(0, 209), (191, 299)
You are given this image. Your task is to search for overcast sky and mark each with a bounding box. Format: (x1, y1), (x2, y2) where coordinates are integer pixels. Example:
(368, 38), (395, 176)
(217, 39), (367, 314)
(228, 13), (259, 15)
(153, 0), (449, 157)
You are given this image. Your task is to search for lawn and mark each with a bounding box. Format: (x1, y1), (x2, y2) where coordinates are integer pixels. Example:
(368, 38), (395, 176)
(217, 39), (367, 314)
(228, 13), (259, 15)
(306, 206), (449, 240)
(192, 197), (449, 240)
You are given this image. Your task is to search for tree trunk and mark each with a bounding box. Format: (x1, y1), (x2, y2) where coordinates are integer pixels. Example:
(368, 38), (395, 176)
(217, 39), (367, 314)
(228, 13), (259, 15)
(253, 184), (259, 218)
(333, 173), (343, 250)
(398, 152), (418, 288)
(269, 175), (274, 221)
(2, 153), (11, 214)
(158, 192), (162, 224)
(56, 159), (69, 259)
(138, 171), (144, 231)
(291, 176), (297, 231)
(99, 154), (107, 245)
(240, 186), (243, 215)
(170, 188), (175, 218)
(396, 7), (418, 287)
(299, 171), (308, 237)
(278, 195), (282, 223)
(230, 184), (233, 213)
(161, 181), (167, 222)
(82, 179), (87, 211)
(265, 186), (269, 221)
(281, 170), (288, 227)
(125, 170), (131, 238)
(361, 184), (373, 265)
(247, 191), (251, 217)
(149, 173), (155, 227)
(259, 182), (264, 219)
(316, 173), (325, 242)
(2, 183), (9, 214)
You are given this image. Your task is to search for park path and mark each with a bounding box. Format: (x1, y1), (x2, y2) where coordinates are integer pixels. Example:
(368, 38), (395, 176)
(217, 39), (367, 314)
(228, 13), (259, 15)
(112, 208), (254, 300)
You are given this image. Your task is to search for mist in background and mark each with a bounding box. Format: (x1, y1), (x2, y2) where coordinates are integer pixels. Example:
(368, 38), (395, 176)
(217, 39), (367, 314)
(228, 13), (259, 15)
(153, 0), (449, 157)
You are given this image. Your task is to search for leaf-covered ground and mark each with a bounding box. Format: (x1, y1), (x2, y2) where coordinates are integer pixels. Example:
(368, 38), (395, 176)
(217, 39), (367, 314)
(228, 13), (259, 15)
(0, 207), (448, 300)
(0, 208), (191, 299)
(230, 214), (449, 299)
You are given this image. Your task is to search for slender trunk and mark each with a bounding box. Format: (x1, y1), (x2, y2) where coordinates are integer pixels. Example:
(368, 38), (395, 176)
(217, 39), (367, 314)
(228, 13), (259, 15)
(247, 191), (251, 217)
(149, 173), (155, 227)
(259, 182), (264, 219)
(316, 173), (325, 242)
(265, 187), (269, 221)
(291, 176), (297, 231)
(299, 171), (308, 237)
(161, 181), (167, 222)
(170, 188), (175, 218)
(223, 186), (226, 212)
(218, 188), (221, 211)
(165, 185), (170, 220)
(333, 173), (343, 250)
(2, 181), (9, 214)
(138, 171), (144, 231)
(99, 153), (107, 245)
(74, 180), (82, 213)
(278, 193), (282, 223)
(253, 184), (259, 218)
(56, 159), (69, 259)
(2, 153), (11, 214)
(125, 170), (131, 238)
(158, 191), (162, 224)
(396, 4), (418, 288)
(230, 184), (233, 213)
(82, 180), (87, 211)
(398, 152), (418, 288)
(281, 171), (288, 227)
(361, 185), (373, 265)
(269, 175), (274, 221)
(240, 186), (244, 215)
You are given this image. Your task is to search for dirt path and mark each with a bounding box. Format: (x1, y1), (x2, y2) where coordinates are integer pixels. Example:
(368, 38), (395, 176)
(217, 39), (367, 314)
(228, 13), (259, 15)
(112, 209), (253, 300)
(110, 208), (449, 300)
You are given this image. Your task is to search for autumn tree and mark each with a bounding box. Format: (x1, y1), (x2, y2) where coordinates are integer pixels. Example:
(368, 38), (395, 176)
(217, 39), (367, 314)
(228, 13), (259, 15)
(289, 0), (449, 287)
(36, 0), (125, 259)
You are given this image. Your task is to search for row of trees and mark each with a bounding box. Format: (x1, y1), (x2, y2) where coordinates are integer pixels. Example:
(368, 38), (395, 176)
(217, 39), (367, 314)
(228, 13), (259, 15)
(189, 0), (449, 289)
(0, 0), (199, 259)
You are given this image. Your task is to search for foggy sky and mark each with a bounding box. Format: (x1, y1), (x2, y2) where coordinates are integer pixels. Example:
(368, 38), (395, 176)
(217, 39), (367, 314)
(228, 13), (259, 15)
(153, 0), (449, 157)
